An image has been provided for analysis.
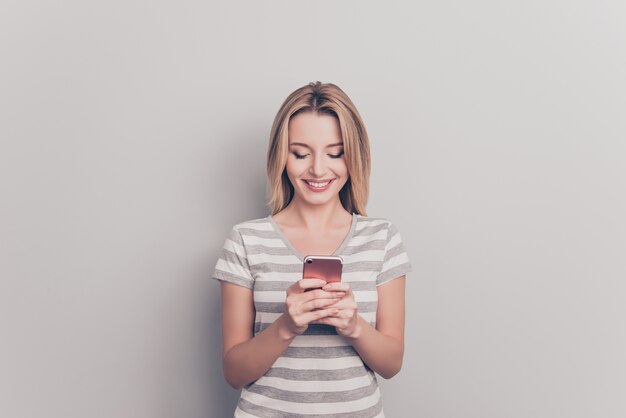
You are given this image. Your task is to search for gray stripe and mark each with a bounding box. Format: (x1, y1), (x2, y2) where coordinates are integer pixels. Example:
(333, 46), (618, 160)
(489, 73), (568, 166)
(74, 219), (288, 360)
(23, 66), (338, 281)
(228, 227), (244, 245)
(253, 261), (383, 274)
(357, 216), (388, 223)
(357, 301), (377, 312)
(386, 221), (399, 239)
(253, 301), (377, 315)
(263, 365), (369, 381)
(354, 223), (387, 236)
(237, 393), (383, 418)
(376, 262), (412, 285)
(245, 245), (293, 256)
(347, 281), (377, 291)
(253, 281), (293, 292)
(212, 271), (253, 289)
(254, 302), (285, 313)
(220, 248), (250, 268)
(246, 378), (377, 403)
(281, 345), (357, 359)
(254, 280), (376, 292)
(382, 241), (406, 263)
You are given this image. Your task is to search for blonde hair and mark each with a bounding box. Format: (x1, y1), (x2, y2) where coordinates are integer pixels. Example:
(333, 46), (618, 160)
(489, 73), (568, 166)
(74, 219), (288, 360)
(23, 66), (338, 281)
(266, 81), (371, 216)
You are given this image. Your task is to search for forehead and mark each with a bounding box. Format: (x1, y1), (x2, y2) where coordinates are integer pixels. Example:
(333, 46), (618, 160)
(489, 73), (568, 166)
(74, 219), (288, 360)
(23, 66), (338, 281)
(288, 112), (343, 146)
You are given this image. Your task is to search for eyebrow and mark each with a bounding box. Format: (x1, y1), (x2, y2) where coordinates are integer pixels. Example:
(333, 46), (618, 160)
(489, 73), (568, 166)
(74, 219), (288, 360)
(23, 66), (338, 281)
(289, 142), (344, 148)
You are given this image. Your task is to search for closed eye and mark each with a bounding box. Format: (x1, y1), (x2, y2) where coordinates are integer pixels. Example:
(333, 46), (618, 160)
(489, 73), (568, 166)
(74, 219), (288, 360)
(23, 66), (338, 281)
(291, 151), (344, 159)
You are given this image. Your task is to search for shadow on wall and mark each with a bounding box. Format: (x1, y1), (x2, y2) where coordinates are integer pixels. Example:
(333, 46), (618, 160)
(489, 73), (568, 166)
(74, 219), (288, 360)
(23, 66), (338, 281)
(206, 292), (240, 416)
(205, 127), (269, 416)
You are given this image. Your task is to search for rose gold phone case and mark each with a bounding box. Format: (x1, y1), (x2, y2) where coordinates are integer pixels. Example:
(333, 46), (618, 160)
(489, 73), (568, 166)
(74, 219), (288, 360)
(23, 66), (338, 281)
(302, 255), (343, 284)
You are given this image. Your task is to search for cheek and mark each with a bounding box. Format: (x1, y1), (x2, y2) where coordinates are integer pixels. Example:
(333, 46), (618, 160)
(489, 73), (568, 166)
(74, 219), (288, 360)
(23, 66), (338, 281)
(333, 160), (349, 177)
(285, 159), (306, 178)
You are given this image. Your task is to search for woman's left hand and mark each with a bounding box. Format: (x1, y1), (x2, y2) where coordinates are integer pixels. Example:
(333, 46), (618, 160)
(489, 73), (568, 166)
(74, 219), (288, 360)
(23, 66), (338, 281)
(313, 282), (362, 338)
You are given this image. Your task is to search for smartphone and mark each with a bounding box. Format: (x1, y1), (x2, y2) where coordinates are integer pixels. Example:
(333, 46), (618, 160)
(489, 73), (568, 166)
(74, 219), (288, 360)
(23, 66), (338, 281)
(302, 255), (343, 290)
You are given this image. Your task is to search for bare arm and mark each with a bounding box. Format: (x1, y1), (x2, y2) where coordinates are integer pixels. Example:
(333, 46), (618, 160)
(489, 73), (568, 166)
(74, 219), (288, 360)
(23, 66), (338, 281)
(316, 276), (406, 379)
(220, 282), (291, 390)
(220, 280), (345, 389)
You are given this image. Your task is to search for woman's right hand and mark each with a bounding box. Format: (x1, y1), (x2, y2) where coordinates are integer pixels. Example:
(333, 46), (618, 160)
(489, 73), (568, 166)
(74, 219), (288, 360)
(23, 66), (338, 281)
(278, 278), (346, 339)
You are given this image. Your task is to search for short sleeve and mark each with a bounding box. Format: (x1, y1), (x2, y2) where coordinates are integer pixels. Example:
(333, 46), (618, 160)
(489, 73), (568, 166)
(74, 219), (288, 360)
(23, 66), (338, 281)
(211, 226), (254, 289)
(376, 221), (413, 286)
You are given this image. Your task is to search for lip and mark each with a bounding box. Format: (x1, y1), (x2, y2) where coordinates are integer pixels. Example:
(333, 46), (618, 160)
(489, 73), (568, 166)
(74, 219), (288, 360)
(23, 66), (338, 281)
(302, 178), (335, 192)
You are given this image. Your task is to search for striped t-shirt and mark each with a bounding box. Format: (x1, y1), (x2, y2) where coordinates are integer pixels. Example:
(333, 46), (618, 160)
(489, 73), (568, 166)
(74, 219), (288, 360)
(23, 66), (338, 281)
(211, 212), (412, 417)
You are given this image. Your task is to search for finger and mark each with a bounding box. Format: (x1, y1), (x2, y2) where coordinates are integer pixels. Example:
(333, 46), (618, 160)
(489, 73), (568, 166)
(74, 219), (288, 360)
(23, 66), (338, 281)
(333, 309), (355, 319)
(301, 297), (341, 313)
(321, 282), (351, 292)
(290, 278), (327, 293)
(316, 298), (346, 311)
(300, 288), (346, 302)
(299, 307), (339, 325)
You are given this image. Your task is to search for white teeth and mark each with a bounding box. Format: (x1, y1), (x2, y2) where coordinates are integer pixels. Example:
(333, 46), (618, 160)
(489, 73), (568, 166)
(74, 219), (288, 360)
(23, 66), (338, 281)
(306, 180), (330, 188)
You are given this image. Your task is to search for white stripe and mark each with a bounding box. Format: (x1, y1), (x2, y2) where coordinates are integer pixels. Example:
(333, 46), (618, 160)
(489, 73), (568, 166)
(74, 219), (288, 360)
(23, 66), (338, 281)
(240, 386), (381, 414)
(342, 271), (378, 282)
(347, 230), (387, 246)
(272, 355), (363, 370)
(352, 290), (378, 302)
(215, 258), (252, 280)
(243, 235), (285, 247)
(385, 232), (402, 251)
(252, 291), (285, 302)
(233, 407), (258, 418)
(247, 252), (301, 266)
(254, 271), (300, 282)
(381, 252), (410, 272)
(294, 311), (375, 324)
(255, 374), (374, 392)
(289, 335), (351, 347)
(341, 249), (385, 263)
(255, 312), (282, 324)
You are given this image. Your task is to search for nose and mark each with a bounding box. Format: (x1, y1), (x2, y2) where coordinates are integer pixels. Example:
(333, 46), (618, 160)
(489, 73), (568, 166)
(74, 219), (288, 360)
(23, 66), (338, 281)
(308, 153), (327, 178)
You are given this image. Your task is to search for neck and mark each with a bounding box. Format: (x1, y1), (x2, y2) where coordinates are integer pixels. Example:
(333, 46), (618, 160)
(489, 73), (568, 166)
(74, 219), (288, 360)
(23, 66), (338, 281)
(282, 196), (352, 231)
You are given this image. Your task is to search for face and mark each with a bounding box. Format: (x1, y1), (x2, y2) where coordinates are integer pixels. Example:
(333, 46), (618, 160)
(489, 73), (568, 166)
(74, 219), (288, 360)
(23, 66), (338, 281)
(285, 112), (349, 207)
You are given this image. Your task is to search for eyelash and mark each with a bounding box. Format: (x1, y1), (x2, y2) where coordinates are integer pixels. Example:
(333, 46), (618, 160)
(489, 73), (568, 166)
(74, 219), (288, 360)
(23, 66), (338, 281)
(292, 152), (344, 159)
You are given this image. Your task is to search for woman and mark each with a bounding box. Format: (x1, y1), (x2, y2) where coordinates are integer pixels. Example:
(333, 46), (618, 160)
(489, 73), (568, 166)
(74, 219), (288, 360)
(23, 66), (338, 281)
(212, 81), (412, 417)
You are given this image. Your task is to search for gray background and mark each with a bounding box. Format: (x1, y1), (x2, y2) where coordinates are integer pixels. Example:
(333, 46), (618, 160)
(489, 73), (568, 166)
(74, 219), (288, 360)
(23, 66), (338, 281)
(1, 1), (625, 417)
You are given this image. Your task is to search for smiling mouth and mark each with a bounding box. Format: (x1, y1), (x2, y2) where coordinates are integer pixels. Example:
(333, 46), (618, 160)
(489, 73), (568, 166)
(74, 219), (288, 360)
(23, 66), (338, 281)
(303, 179), (334, 188)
